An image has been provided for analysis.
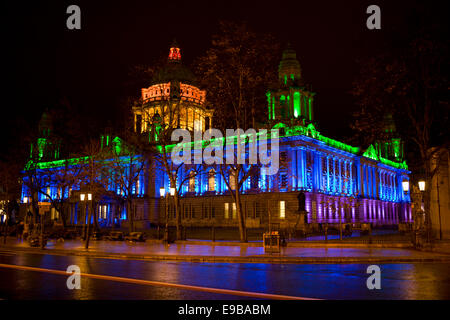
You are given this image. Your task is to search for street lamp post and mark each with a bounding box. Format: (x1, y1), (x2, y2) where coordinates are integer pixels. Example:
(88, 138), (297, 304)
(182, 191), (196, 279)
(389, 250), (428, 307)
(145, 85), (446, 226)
(160, 188), (168, 243)
(418, 179), (430, 243)
(80, 192), (93, 249)
(402, 180), (410, 224)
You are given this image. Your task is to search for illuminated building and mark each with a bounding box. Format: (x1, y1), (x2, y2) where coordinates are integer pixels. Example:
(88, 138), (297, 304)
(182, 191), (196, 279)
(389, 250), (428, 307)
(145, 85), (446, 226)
(20, 42), (412, 233)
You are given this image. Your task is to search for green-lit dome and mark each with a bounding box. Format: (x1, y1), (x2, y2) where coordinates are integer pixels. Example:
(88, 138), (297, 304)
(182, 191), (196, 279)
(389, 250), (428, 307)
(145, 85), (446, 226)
(38, 109), (53, 137)
(278, 44), (302, 84)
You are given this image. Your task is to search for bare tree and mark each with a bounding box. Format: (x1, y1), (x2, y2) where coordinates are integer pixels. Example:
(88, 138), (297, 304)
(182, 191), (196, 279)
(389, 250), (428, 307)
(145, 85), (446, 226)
(352, 33), (449, 243)
(109, 134), (147, 233)
(195, 21), (280, 242)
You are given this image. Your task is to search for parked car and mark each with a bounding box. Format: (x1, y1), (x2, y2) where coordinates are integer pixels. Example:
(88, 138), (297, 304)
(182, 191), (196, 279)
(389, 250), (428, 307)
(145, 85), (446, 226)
(105, 231), (124, 241)
(124, 232), (145, 242)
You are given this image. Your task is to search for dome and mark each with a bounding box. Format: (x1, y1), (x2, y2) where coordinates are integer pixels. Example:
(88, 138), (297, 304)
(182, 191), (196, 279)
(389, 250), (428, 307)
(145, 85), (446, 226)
(383, 113), (397, 134)
(278, 44), (302, 84)
(151, 61), (197, 85)
(151, 41), (197, 85)
(38, 110), (53, 136)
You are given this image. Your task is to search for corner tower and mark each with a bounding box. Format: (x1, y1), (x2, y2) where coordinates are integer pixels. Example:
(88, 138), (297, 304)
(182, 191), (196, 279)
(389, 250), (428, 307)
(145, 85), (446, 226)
(267, 44), (315, 124)
(30, 110), (60, 161)
(375, 113), (405, 162)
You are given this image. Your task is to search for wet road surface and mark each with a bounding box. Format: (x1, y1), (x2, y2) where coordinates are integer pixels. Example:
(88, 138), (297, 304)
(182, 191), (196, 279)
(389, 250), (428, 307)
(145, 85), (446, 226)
(0, 251), (449, 300)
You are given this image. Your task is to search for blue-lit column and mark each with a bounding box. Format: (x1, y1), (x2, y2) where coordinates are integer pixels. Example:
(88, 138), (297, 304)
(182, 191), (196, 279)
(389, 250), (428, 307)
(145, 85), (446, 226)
(312, 151), (320, 192)
(337, 158), (341, 194)
(332, 157), (336, 193)
(291, 149), (298, 191)
(372, 167), (376, 199)
(300, 148), (307, 189)
(379, 171), (383, 200)
(290, 149), (297, 190)
(296, 149), (302, 189)
(343, 160), (347, 194)
(362, 164), (366, 198)
(391, 173), (396, 201)
(355, 159), (362, 197)
(392, 173), (397, 202)
(326, 156), (330, 193)
(348, 161), (353, 195)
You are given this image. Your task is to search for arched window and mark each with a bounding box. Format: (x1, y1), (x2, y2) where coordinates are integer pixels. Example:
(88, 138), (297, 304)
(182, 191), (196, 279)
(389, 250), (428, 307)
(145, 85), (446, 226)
(208, 169), (215, 191)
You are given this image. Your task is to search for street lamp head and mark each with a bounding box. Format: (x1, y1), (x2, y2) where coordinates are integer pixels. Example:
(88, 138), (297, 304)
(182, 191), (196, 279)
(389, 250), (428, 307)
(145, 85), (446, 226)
(80, 193), (85, 201)
(402, 180), (410, 193)
(159, 187), (166, 198)
(418, 180), (426, 192)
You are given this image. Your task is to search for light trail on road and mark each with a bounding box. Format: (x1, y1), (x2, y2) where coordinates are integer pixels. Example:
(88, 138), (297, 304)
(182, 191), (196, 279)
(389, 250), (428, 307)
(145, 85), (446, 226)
(0, 263), (320, 300)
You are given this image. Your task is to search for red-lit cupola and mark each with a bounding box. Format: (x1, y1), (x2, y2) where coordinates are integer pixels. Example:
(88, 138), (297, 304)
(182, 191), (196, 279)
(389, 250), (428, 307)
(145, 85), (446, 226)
(168, 40), (181, 61)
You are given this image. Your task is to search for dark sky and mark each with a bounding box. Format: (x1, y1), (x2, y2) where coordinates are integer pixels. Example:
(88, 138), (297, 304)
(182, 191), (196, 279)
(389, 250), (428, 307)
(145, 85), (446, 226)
(1, 0), (445, 160)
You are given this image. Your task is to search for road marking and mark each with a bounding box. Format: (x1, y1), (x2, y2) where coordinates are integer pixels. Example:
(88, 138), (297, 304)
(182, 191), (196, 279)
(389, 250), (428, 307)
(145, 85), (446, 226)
(0, 263), (319, 300)
(0, 251), (16, 256)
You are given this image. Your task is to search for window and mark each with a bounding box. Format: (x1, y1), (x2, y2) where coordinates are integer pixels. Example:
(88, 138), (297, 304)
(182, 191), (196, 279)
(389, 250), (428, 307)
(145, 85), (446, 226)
(229, 169), (236, 190)
(136, 177), (140, 195)
(224, 203), (229, 219)
(189, 171), (196, 192)
(51, 208), (59, 220)
(232, 203), (237, 219)
(102, 205), (108, 219)
(194, 119), (202, 131)
(208, 169), (215, 191)
(280, 201), (286, 219)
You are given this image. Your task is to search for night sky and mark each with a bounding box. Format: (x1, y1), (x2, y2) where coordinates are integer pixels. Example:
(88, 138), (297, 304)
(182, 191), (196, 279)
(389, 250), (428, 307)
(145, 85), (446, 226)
(1, 0), (445, 161)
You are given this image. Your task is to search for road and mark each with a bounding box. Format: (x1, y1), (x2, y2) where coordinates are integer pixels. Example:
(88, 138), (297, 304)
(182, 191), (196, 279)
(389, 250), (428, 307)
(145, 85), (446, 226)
(0, 250), (449, 300)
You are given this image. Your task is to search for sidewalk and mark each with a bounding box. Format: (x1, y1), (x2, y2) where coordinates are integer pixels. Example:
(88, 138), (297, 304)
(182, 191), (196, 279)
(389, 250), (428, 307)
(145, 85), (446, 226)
(2, 238), (450, 264)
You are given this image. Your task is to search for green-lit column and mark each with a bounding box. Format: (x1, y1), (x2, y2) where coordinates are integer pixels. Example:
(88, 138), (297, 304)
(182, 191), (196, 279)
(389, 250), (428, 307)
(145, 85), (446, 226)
(266, 92), (271, 120)
(272, 96), (276, 120)
(293, 92), (301, 118)
(308, 97), (313, 121)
